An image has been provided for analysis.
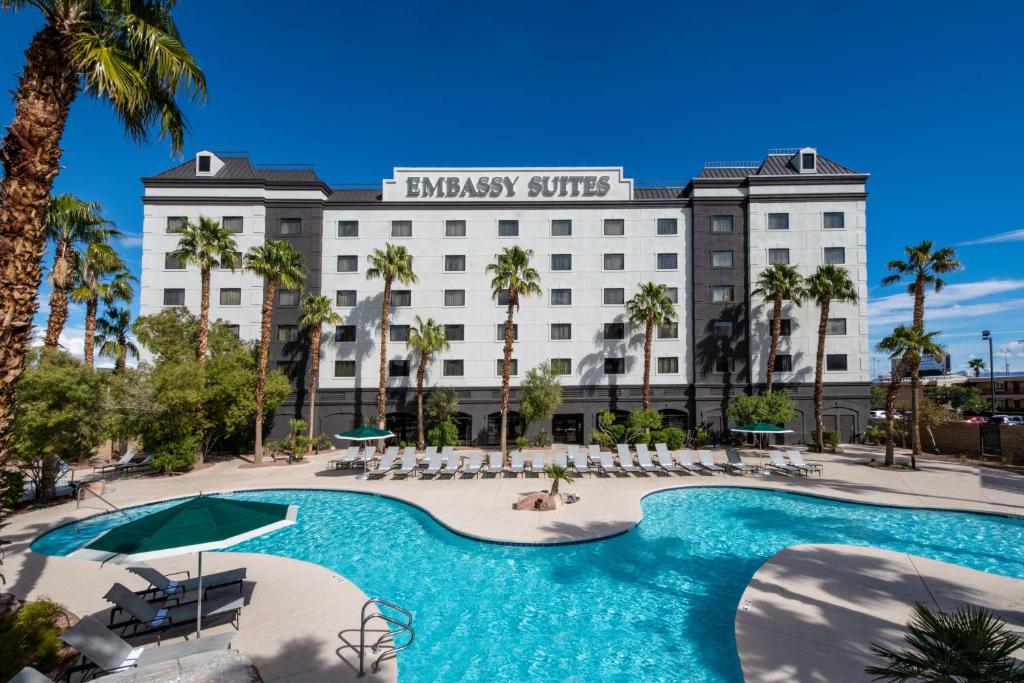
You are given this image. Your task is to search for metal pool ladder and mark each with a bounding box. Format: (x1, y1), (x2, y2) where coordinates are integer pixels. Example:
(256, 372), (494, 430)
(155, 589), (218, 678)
(358, 597), (414, 676)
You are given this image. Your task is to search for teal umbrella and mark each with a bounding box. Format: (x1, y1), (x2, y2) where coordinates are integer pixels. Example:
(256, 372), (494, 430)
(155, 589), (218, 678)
(71, 496), (297, 637)
(731, 423), (794, 473)
(334, 426), (395, 441)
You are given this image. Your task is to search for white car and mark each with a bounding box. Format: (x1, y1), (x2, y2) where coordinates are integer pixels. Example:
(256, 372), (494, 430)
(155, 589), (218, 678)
(870, 410), (903, 419)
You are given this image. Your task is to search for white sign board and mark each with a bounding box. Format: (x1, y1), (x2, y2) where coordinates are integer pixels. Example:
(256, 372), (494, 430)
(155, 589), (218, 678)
(382, 167), (634, 202)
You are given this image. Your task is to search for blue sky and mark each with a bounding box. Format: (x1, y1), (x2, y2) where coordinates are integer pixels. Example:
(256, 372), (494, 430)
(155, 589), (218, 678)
(2, 0), (1023, 372)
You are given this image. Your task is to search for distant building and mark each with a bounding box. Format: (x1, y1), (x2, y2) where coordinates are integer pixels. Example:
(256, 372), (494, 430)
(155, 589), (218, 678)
(891, 353), (951, 377)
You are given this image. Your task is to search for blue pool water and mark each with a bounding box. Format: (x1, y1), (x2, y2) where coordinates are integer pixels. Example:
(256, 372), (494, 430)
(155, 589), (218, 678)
(33, 488), (1024, 682)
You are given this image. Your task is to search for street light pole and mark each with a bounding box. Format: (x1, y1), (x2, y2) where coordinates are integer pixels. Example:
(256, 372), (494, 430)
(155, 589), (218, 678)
(982, 330), (995, 412)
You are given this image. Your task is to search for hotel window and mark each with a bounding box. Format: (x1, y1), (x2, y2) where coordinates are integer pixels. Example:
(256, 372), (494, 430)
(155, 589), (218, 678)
(604, 288), (625, 305)
(550, 358), (572, 375)
(802, 152), (816, 171)
(713, 321), (733, 337)
(163, 288), (185, 306)
(551, 219), (572, 237)
(445, 220), (466, 237)
(496, 359), (518, 376)
(604, 323), (625, 340)
(711, 250), (733, 268)
(604, 358), (626, 375)
(276, 325), (298, 343)
(551, 254), (572, 271)
(714, 357), (734, 373)
(496, 289), (510, 306)
(768, 248), (790, 265)
(768, 213), (789, 231)
(657, 218), (678, 235)
(444, 324), (465, 342)
(391, 220), (412, 237)
(711, 286), (734, 303)
(657, 253), (678, 270)
(827, 354), (848, 371)
(443, 359), (464, 377)
(164, 253), (185, 270)
(604, 253), (625, 271)
(774, 355), (793, 372)
(711, 215), (734, 233)
(771, 318), (792, 336)
(334, 360), (356, 378)
(389, 359), (410, 377)
(826, 318), (847, 335)
(197, 154), (211, 173)
(278, 289), (300, 306)
(550, 323), (572, 340)
(658, 357), (679, 374)
(337, 255), (358, 272)
(445, 255), (466, 272)
(665, 287), (679, 303)
(824, 247), (846, 265)
(498, 219), (519, 237)
(604, 219), (625, 236)
(391, 290), (411, 307)
(219, 288), (241, 306)
(280, 218), (301, 236)
(444, 289), (466, 307)
(338, 220), (359, 237)
(166, 216), (187, 233)
(223, 216), (243, 233)
(496, 323), (518, 341)
(551, 288), (572, 306)
(336, 290), (357, 307)
(335, 325), (356, 342)
(657, 322), (678, 339)
(824, 212), (845, 229)
(390, 325), (410, 342)
(226, 324), (240, 338)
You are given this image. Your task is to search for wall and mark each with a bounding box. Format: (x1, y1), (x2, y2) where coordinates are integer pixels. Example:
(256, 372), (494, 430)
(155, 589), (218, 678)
(923, 422), (981, 457)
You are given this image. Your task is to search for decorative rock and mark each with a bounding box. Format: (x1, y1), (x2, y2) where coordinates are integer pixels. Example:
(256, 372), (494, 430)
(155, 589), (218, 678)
(514, 492), (560, 511)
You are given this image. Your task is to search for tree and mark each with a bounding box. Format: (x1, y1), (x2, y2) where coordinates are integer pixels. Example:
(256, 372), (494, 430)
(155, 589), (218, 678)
(866, 602), (1024, 682)
(487, 246), (541, 456)
(968, 358), (985, 378)
(171, 217), (239, 367)
(408, 316), (448, 450)
(881, 241), (962, 458)
(366, 243), (417, 428)
(70, 245), (134, 368)
(806, 265), (859, 452)
(43, 194), (116, 348)
(917, 398), (953, 453)
(298, 294), (342, 440)
(625, 282), (677, 409)
(543, 463), (574, 497)
(876, 325), (945, 467)
(0, 0), (205, 466)
(426, 387), (459, 425)
(245, 241), (305, 463)
(94, 307), (138, 373)
(519, 362), (563, 432)
(871, 384), (887, 411)
(924, 385), (988, 415)
(753, 263), (807, 393)
(726, 392), (797, 427)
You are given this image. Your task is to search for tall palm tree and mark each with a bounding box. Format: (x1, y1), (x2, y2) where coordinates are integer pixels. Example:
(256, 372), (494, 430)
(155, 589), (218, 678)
(366, 243), (417, 428)
(969, 358), (985, 378)
(0, 0), (205, 461)
(171, 217), (239, 367)
(408, 316), (449, 450)
(487, 246), (541, 456)
(43, 194), (117, 348)
(95, 307), (138, 373)
(298, 294), (342, 441)
(881, 241), (962, 458)
(876, 326), (944, 467)
(70, 245), (134, 368)
(753, 263), (807, 393)
(245, 240), (305, 463)
(806, 265), (859, 452)
(625, 282), (677, 410)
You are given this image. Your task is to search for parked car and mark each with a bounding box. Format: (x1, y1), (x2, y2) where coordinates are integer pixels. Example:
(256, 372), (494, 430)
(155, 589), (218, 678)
(964, 416), (988, 424)
(989, 415), (1023, 426)
(870, 410), (904, 419)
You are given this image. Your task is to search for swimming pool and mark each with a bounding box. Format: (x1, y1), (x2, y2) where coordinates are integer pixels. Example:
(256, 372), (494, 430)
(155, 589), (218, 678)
(33, 487), (1024, 682)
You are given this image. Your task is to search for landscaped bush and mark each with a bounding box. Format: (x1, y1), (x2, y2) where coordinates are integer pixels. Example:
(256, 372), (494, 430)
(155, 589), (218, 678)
(0, 599), (68, 681)
(657, 427), (687, 450)
(150, 434), (199, 473)
(427, 420), (459, 448)
(530, 429), (551, 447)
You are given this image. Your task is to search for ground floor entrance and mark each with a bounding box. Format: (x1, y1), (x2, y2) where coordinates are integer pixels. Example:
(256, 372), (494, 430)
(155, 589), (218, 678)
(552, 414), (584, 444)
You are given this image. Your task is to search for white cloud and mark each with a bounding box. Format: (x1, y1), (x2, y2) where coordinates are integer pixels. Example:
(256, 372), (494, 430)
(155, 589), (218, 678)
(869, 279), (1024, 326)
(958, 228), (1024, 246)
(117, 233), (145, 248)
(29, 325), (137, 369)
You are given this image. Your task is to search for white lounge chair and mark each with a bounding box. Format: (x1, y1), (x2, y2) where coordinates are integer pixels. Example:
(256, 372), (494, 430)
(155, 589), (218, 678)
(127, 563), (245, 599)
(617, 444), (641, 474)
(509, 451), (525, 477)
(787, 450), (823, 476)
(366, 448), (398, 478)
(767, 451), (803, 476)
(697, 450), (725, 474)
(356, 445), (377, 466)
(635, 445), (660, 474)
(485, 451), (503, 475)
(462, 451), (483, 478)
(422, 449), (444, 477)
(554, 451), (569, 468)
(588, 444), (602, 465)
(724, 449), (753, 475)
(329, 445), (361, 469)
(566, 444), (581, 467)
(440, 450), (460, 476)
(572, 447), (591, 476)
(530, 452), (546, 475)
(654, 443), (685, 474)
(441, 446), (456, 464)
(674, 450), (704, 474)
(395, 447), (418, 478)
(597, 450), (620, 475)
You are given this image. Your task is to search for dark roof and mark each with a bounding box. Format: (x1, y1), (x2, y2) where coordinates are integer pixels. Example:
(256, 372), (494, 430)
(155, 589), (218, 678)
(755, 153), (857, 176)
(697, 166), (757, 179)
(145, 154), (327, 187)
(329, 188), (383, 202)
(633, 187), (686, 200)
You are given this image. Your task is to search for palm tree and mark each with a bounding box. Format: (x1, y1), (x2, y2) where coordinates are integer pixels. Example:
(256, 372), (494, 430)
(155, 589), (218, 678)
(752, 263), (807, 394)
(43, 194), (117, 348)
(0, 0), (205, 461)
(298, 294), (342, 441)
(881, 241), (962, 458)
(543, 463), (574, 497)
(969, 358), (986, 378)
(408, 316), (449, 450)
(70, 245), (135, 368)
(806, 265), (859, 452)
(876, 326), (944, 467)
(487, 246), (541, 456)
(171, 217), (240, 367)
(626, 282), (677, 410)
(366, 243), (417, 428)
(95, 307), (138, 373)
(245, 241), (305, 463)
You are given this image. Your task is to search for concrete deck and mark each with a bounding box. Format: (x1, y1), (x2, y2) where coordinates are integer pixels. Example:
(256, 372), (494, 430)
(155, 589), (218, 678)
(735, 544), (1024, 682)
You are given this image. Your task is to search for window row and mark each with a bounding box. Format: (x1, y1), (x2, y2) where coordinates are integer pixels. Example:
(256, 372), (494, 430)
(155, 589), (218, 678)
(770, 354), (849, 372)
(166, 216), (244, 234)
(331, 356), (683, 378)
(337, 252), (675, 273)
(327, 321), (681, 343)
(707, 212), (847, 233)
(765, 246), (847, 266)
(335, 217), (680, 239)
(711, 318), (849, 337)
(331, 286), (679, 308)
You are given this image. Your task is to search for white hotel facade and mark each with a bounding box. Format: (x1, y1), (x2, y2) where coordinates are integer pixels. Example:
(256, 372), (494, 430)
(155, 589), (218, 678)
(140, 147), (869, 444)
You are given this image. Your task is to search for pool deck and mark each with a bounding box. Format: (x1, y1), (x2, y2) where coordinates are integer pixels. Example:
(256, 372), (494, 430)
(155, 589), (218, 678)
(4, 445), (1023, 681)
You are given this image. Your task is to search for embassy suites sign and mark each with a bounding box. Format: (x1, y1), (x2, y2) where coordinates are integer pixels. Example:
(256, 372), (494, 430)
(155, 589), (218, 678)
(382, 167), (634, 202)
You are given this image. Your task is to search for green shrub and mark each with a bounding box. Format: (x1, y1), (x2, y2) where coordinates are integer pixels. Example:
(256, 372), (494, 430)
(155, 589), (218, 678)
(427, 420), (459, 448)
(661, 427), (687, 450)
(1, 469), (25, 509)
(0, 599), (66, 680)
(866, 425), (886, 444)
(531, 428), (551, 447)
(812, 429), (841, 452)
(590, 431), (613, 448)
(514, 436), (529, 450)
(150, 434), (198, 473)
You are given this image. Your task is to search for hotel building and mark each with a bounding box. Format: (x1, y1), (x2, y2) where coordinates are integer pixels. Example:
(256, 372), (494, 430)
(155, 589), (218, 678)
(140, 147), (869, 444)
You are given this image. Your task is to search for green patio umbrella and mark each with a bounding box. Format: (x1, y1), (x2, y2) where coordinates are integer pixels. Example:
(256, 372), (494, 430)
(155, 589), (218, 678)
(334, 426), (395, 441)
(731, 423), (794, 473)
(71, 496), (297, 637)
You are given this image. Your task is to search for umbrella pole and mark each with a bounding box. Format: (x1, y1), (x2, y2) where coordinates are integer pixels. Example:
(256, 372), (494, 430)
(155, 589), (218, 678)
(196, 551), (203, 639)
